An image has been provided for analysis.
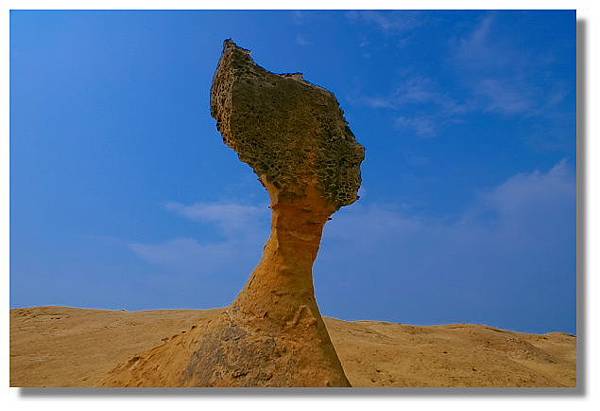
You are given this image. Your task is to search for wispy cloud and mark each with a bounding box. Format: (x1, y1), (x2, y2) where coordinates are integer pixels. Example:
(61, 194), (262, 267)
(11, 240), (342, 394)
(449, 14), (563, 116)
(477, 159), (573, 221)
(395, 115), (437, 138)
(165, 201), (267, 234)
(346, 11), (422, 54)
(353, 74), (468, 137)
(394, 76), (468, 114)
(129, 201), (269, 277)
(318, 160), (575, 331)
(290, 10), (305, 25)
(350, 13), (570, 137)
(327, 160), (573, 246)
(476, 78), (534, 115)
(295, 34), (311, 47)
(451, 15), (497, 70)
(129, 238), (235, 275)
(346, 10), (423, 33)
(125, 163), (575, 332)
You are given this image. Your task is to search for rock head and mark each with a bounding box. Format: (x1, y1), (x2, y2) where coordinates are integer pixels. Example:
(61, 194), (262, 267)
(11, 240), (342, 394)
(211, 39), (364, 208)
(101, 40), (364, 387)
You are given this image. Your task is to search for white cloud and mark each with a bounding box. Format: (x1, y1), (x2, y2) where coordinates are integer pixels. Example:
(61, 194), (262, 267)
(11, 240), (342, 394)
(351, 13), (570, 137)
(449, 14), (560, 117)
(129, 238), (234, 275)
(359, 95), (394, 109)
(478, 159), (573, 222)
(165, 201), (267, 234)
(295, 34), (311, 47)
(326, 160), (573, 246)
(352, 74), (470, 137)
(359, 75), (467, 113)
(395, 115), (437, 138)
(476, 78), (533, 115)
(317, 160), (575, 330)
(346, 11), (422, 33)
(125, 165), (574, 332)
(346, 10), (423, 54)
(129, 201), (270, 277)
(291, 10), (305, 25)
(452, 15), (496, 69)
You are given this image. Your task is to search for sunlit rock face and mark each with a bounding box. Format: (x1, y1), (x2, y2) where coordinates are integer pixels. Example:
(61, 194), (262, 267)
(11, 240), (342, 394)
(211, 39), (365, 208)
(101, 40), (364, 387)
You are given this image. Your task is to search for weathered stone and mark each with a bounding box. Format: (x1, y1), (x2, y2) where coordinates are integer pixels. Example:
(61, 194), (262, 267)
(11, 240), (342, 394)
(101, 39), (364, 387)
(211, 39), (365, 207)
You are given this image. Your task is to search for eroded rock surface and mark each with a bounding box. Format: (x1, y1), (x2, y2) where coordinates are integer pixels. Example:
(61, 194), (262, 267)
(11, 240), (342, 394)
(211, 40), (364, 206)
(102, 40), (364, 387)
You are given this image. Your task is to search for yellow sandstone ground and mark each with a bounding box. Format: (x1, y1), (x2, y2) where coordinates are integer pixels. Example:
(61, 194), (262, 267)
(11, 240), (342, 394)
(10, 306), (576, 388)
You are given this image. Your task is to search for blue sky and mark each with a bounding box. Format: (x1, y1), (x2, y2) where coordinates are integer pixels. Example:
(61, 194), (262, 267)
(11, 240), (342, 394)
(10, 10), (576, 333)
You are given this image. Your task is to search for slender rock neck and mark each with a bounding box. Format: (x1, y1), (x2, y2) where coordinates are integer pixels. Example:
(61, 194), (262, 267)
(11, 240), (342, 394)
(232, 181), (336, 324)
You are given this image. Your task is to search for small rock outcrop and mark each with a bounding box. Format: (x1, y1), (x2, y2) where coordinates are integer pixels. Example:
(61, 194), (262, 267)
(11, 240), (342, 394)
(101, 40), (364, 387)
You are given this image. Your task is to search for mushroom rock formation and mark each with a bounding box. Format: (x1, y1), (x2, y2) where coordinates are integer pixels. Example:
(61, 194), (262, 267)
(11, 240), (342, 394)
(101, 40), (364, 387)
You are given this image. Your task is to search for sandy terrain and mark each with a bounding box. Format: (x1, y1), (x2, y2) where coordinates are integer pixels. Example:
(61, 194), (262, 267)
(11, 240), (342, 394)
(10, 306), (576, 388)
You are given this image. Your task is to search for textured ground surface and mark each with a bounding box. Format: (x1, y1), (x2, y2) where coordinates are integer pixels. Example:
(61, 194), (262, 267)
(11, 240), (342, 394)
(10, 306), (576, 388)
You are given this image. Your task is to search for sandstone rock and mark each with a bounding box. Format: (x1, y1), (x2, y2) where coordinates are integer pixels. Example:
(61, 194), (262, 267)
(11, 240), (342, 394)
(211, 39), (364, 207)
(101, 39), (364, 387)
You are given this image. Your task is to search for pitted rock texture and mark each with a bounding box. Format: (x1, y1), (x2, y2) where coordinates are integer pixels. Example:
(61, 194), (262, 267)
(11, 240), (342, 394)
(101, 40), (364, 387)
(211, 40), (365, 207)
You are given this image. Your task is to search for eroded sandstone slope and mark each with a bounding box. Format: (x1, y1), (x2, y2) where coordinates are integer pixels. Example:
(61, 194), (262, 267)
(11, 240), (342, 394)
(11, 307), (576, 388)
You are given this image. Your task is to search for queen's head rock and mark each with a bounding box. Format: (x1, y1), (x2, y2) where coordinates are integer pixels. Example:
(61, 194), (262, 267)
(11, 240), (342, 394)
(101, 40), (364, 387)
(211, 39), (365, 209)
